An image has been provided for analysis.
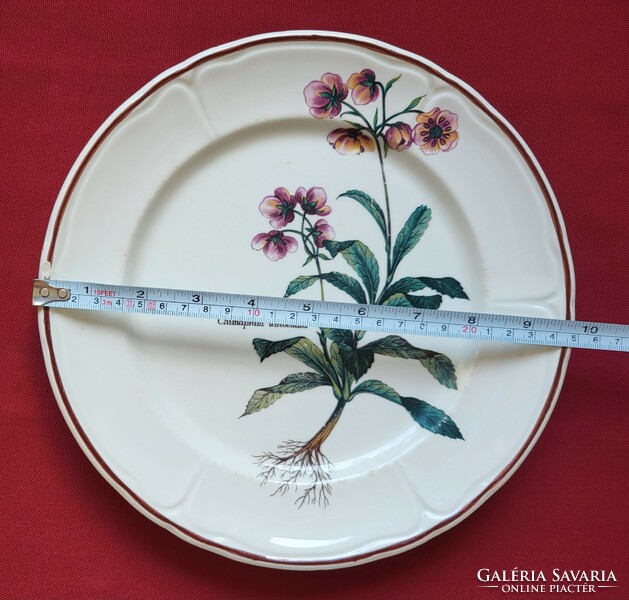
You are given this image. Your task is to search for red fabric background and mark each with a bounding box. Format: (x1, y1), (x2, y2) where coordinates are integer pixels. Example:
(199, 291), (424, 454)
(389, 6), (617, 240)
(1, 1), (627, 598)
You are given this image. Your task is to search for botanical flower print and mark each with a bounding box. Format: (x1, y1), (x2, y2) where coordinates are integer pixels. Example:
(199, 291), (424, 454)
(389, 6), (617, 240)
(348, 69), (379, 105)
(259, 187), (297, 228)
(413, 107), (459, 155)
(251, 230), (298, 261)
(295, 186), (331, 216)
(303, 73), (348, 119)
(246, 69), (466, 507)
(327, 128), (376, 155)
(385, 122), (413, 151)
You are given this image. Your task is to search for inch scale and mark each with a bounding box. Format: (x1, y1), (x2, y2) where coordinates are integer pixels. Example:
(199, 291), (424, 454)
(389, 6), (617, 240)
(33, 279), (628, 353)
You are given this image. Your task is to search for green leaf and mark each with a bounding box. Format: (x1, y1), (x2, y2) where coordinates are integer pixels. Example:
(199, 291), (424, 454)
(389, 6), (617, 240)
(323, 240), (355, 258)
(383, 293), (411, 307)
(319, 272), (367, 304)
(284, 275), (319, 297)
(419, 354), (457, 390)
(400, 396), (463, 439)
(362, 335), (429, 359)
(283, 337), (334, 378)
(328, 341), (346, 381)
(323, 329), (374, 379)
(338, 190), (387, 240)
(381, 277), (427, 301)
(252, 337), (304, 362)
(404, 294), (442, 310)
(362, 335), (457, 389)
(241, 372), (331, 416)
(391, 206), (432, 274)
(322, 328), (353, 346)
(418, 276), (469, 299)
(242, 388), (283, 417)
(372, 108), (379, 128)
(349, 379), (401, 404)
(347, 381), (463, 440)
(405, 95), (423, 110)
(382, 291), (442, 310)
(384, 74), (402, 92)
(323, 240), (380, 303)
(354, 348), (375, 379)
(342, 120), (364, 128)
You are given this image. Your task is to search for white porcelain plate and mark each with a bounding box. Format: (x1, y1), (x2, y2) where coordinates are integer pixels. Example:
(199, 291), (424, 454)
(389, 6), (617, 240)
(38, 32), (574, 569)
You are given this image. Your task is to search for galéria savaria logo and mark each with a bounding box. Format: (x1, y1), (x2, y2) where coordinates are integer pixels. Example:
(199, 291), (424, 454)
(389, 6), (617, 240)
(476, 568), (619, 594)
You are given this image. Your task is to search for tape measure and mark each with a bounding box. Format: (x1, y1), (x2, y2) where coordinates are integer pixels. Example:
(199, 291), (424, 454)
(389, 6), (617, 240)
(33, 279), (628, 352)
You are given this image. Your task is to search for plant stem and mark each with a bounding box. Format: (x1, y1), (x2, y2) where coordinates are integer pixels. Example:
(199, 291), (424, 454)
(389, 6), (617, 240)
(377, 82), (387, 124)
(375, 138), (393, 283)
(315, 255), (325, 301)
(304, 399), (345, 451)
(340, 101), (372, 130)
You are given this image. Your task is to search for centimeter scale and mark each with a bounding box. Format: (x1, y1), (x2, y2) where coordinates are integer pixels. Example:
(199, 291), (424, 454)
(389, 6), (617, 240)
(33, 279), (628, 353)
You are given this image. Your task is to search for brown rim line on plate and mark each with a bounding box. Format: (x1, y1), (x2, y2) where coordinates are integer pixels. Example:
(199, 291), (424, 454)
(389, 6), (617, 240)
(38, 31), (574, 569)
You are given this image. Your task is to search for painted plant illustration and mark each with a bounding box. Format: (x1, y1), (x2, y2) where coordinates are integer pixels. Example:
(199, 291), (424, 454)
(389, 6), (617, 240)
(245, 69), (468, 507)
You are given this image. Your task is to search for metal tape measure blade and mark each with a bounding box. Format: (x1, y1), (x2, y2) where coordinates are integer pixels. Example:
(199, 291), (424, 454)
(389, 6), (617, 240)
(33, 279), (629, 352)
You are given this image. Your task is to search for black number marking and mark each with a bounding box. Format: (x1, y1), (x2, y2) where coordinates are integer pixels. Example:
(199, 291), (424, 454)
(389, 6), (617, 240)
(302, 303), (311, 312)
(357, 307), (366, 316)
(192, 294), (200, 303)
(136, 290), (145, 299)
(468, 316), (476, 325)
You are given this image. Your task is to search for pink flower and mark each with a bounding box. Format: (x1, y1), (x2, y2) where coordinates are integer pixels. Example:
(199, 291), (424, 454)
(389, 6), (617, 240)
(413, 108), (459, 155)
(251, 230), (298, 261)
(259, 187), (297, 228)
(326, 128), (376, 155)
(384, 122), (413, 151)
(295, 186), (331, 216)
(310, 219), (335, 248)
(303, 73), (348, 119)
(347, 69), (379, 105)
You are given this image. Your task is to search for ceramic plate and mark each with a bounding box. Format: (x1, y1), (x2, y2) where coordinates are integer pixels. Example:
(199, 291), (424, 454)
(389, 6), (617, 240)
(38, 31), (574, 569)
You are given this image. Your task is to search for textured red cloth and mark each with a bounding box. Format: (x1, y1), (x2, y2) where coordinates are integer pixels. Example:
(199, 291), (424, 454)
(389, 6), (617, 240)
(1, 1), (627, 598)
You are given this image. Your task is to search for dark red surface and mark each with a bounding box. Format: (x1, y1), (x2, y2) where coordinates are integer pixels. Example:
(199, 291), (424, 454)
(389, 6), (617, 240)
(1, 2), (627, 599)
